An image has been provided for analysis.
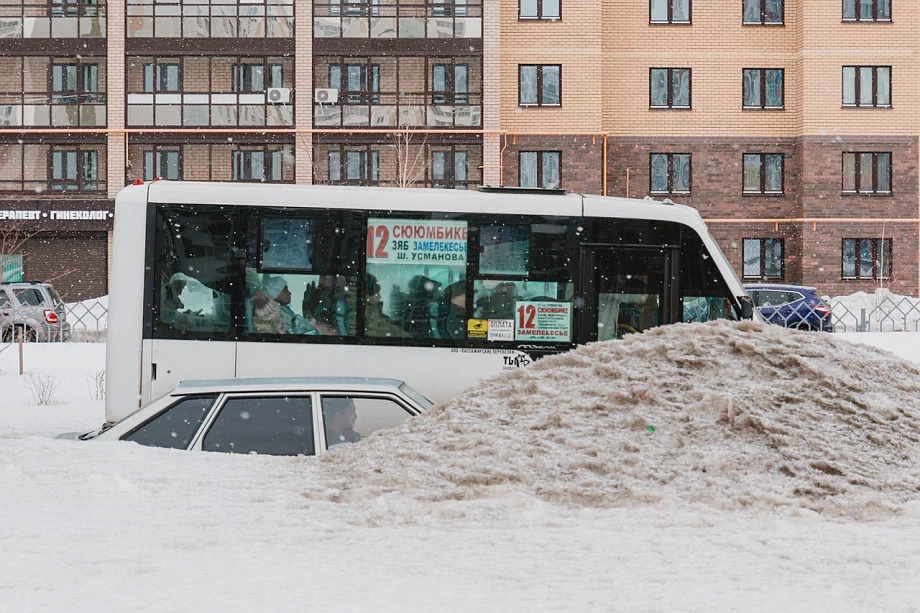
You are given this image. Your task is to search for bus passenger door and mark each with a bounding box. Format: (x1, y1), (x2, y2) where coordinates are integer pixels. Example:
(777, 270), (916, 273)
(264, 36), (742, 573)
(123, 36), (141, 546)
(578, 247), (678, 342)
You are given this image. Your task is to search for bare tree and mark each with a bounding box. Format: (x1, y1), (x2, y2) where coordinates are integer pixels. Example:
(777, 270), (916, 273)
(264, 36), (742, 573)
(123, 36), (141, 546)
(390, 126), (428, 189)
(0, 220), (77, 293)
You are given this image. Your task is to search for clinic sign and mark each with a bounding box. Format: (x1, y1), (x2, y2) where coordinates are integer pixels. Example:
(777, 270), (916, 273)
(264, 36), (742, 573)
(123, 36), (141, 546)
(366, 219), (467, 264)
(0, 203), (114, 230)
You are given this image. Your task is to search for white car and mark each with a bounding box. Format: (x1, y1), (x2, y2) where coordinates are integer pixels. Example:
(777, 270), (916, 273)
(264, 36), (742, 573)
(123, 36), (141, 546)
(72, 377), (431, 456)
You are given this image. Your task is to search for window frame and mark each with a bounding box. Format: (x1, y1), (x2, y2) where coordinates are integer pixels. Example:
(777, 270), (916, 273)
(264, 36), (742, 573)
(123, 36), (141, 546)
(232, 148), (287, 183)
(196, 393), (318, 456)
(430, 61), (470, 105)
(842, 65), (892, 108)
(649, 68), (691, 109)
(841, 151), (892, 195)
(142, 61), (181, 94)
(48, 147), (100, 192)
(648, 152), (691, 195)
(326, 147), (380, 186)
(842, 238), (892, 280)
(842, 0), (891, 22)
(519, 0), (561, 20)
(650, 0), (691, 24)
(742, 68), (784, 109)
(121, 394), (219, 450)
(742, 152), (784, 195)
(742, 237), (785, 279)
(329, 61), (381, 105)
(518, 64), (562, 107)
(743, 0), (784, 24)
(430, 147), (471, 189)
(518, 151), (562, 189)
(142, 146), (182, 181)
(50, 60), (100, 104)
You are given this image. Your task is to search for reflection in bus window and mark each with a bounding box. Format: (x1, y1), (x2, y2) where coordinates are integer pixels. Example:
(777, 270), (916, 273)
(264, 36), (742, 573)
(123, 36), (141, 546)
(245, 271), (357, 336)
(595, 250), (665, 341)
(153, 205), (235, 337)
(365, 218), (467, 340)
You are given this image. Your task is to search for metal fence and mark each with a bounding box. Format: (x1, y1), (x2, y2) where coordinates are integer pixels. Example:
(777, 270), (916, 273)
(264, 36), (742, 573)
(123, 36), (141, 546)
(0, 300), (107, 347)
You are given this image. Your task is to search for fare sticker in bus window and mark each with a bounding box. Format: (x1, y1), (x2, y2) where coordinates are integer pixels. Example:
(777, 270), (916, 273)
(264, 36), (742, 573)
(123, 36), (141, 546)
(487, 319), (514, 341)
(367, 219), (467, 265)
(467, 318), (488, 338)
(515, 301), (572, 342)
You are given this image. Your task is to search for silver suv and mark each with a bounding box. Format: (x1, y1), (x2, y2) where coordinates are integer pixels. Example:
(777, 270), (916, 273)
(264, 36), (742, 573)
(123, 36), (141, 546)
(0, 282), (71, 342)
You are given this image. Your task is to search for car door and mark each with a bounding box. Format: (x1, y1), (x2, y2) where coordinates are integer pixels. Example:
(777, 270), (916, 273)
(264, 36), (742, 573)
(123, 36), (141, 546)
(317, 393), (417, 453)
(119, 394), (220, 450)
(193, 393), (319, 456)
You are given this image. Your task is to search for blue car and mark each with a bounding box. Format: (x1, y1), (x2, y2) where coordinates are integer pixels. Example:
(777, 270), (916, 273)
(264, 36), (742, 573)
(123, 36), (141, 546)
(743, 284), (834, 332)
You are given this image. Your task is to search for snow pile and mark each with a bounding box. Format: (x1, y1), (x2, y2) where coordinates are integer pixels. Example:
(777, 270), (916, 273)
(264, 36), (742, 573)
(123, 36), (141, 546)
(313, 320), (920, 519)
(830, 289), (920, 332)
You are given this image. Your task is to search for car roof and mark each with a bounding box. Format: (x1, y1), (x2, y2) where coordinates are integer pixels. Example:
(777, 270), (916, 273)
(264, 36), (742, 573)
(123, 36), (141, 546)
(173, 376), (408, 395)
(743, 283), (817, 293)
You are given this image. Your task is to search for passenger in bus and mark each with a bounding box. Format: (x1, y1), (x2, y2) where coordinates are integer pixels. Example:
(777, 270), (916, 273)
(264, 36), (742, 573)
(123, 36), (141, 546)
(437, 280), (467, 340)
(475, 281), (517, 321)
(251, 277), (325, 335)
(322, 397), (361, 448)
(302, 275), (356, 336)
(364, 273), (409, 338)
(403, 275), (442, 338)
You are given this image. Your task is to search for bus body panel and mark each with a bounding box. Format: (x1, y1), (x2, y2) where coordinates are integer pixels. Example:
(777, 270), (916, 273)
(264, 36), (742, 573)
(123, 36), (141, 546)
(145, 182), (585, 218)
(234, 342), (530, 406)
(144, 339), (237, 410)
(106, 184), (150, 423)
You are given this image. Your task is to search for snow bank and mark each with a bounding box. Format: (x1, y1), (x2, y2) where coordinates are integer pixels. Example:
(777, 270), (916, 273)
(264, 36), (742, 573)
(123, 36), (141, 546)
(830, 289), (920, 332)
(314, 320), (920, 519)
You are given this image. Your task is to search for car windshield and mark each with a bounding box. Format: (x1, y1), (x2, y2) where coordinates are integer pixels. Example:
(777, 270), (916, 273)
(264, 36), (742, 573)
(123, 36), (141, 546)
(399, 383), (433, 410)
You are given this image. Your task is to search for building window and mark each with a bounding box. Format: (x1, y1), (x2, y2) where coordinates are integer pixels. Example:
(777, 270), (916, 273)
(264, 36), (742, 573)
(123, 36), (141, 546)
(431, 63), (469, 104)
(650, 68), (690, 108)
(519, 65), (561, 106)
(431, 149), (469, 189)
(743, 0), (783, 24)
(842, 66), (891, 107)
(232, 62), (283, 93)
(232, 149), (285, 182)
(328, 150), (379, 186)
(50, 149), (99, 191)
(50, 0), (100, 17)
(650, 0), (690, 23)
(519, 151), (560, 189)
(329, 63), (380, 104)
(51, 62), (99, 104)
(143, 148), (181, 181)
(842, 152), (891, 194)
(743, 238), (784, 279)
(649, 153), (690, 194)
(743, 69), (784, 109)
(143, 62), (180, 93)
(842, 238), (891, 280)
(519, 0), (560, 19)
(843, 0), (891, 21)
(743, 153), (783, 194)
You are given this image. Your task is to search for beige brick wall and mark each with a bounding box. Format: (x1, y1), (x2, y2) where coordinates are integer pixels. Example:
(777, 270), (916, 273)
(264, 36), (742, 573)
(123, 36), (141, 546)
(482, 0), (501, 185)
(295, 0), (313, 184)
(500, 0), (603, 131)
(106, 0), (126, 197)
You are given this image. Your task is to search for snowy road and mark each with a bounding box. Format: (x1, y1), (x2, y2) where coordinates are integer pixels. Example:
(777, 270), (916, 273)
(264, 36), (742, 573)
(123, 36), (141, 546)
(2, 342), (920, 612)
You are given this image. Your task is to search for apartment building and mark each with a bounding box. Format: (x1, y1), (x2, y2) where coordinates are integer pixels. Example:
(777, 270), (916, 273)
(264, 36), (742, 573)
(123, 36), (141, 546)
(0, 0), (915, 299)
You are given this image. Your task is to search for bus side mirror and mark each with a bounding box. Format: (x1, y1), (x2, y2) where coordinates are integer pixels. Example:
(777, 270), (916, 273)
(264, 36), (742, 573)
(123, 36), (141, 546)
(739, 296), (754, 320)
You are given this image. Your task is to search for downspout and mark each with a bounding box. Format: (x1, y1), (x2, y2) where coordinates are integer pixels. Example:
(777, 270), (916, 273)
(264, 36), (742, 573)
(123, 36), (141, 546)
(602, 133), (608, 196)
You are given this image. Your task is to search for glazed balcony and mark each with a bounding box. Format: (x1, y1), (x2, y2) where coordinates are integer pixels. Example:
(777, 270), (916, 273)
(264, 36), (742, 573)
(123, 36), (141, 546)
(313, 0), (481, 39)
(0, 56), (107, 127)
(0, 1), (106, 38)
(127, 0), (293, 38)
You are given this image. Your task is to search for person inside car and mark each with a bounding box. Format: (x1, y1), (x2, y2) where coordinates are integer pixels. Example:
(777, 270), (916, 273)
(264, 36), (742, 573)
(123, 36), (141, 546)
(323, 397), (362, 448)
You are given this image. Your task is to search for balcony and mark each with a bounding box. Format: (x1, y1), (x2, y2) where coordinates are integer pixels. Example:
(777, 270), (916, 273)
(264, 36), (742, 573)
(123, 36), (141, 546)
(0, 2), (106, 38)
(0, 97), (106, 127)
(127, 93), (292, 127)
(126, 143), (294, 182)
(127, 0), (293, 37)
(0, 56), (107, 127)
(0, 142), (108, 194)
(313, 0), (481, 39)
(314, 95), (481, 128)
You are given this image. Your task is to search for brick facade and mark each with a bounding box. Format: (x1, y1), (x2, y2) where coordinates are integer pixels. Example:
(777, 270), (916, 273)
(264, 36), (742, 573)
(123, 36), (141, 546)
(23, 232), (109, 301)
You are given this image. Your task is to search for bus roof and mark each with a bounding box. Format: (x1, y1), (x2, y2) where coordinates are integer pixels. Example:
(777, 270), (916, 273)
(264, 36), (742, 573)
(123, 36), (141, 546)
(127, 181), (706, 226)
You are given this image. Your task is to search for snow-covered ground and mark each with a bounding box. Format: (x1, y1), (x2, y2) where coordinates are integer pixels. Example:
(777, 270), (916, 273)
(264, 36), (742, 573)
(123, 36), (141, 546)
(3, 327), (920, 612)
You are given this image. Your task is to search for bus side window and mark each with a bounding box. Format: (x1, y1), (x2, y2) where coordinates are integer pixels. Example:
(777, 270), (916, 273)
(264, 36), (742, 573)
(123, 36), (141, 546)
(365, 217), (468, 340)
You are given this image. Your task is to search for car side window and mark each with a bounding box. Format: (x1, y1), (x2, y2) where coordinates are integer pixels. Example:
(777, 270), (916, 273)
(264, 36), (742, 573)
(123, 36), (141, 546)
(202, 396), (315, 456)
(321, 395), (412, 450)
(122, 395), (217, 450)
(786, 291), (804, 303)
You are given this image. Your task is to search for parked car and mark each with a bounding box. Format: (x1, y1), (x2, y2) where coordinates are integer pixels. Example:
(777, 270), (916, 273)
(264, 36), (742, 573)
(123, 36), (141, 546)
(66, 377), (431, 456)
(743, 283), (834, 332)
(0, 281), (71, 342)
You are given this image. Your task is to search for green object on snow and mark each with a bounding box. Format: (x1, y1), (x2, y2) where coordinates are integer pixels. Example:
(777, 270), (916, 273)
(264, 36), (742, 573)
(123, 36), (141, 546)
(647, 425), (655, 432)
